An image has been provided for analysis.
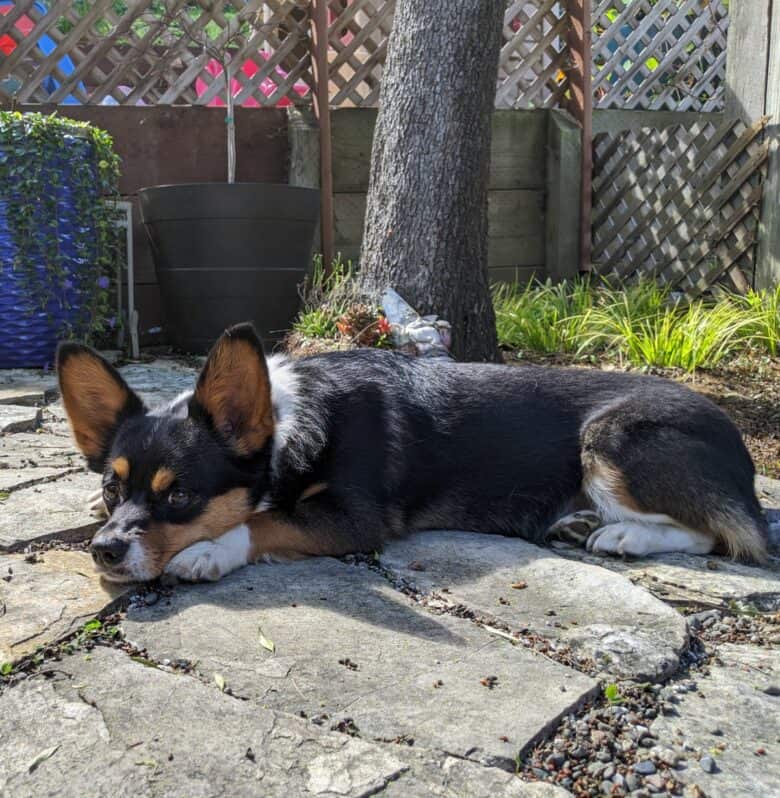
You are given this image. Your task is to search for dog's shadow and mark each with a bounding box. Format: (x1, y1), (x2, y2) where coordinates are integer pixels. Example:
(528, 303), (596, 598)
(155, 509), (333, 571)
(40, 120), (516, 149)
(125, 513), (780, 646)
(126, 545), (561, 648)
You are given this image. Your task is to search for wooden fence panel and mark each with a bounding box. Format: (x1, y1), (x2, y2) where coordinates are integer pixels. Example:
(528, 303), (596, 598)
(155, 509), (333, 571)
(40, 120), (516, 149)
(592, 116), (769, 296)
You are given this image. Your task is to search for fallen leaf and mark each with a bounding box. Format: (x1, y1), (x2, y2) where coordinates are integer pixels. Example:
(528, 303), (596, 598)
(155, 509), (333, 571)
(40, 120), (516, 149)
(510, 581), (527, 590)
(214, 672), (226, 691)
(258, 629), (275, 653)
(28, 745), (59, 773)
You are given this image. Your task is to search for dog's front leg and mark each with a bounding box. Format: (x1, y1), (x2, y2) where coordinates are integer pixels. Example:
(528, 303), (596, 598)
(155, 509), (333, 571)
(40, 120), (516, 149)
(163, 512), (324, 583)
(164, 524), (255, 582)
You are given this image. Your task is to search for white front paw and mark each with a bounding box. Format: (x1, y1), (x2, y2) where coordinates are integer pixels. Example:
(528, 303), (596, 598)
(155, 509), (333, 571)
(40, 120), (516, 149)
(165, 541), (225, 582)
(164, 525), (251, 583)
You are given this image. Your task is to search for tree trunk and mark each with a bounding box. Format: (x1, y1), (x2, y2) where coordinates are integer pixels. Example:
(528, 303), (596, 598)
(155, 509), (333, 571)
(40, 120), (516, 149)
(357, 0), (504, 362)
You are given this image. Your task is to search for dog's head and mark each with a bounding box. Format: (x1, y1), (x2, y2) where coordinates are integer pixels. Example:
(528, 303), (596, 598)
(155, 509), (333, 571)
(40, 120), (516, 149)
(57, 324), (274, 582)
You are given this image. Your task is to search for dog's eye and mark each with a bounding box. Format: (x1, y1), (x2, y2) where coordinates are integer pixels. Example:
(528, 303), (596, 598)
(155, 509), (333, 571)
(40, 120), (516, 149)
(103, 482), (121, 505)
(167, 488), (191, 508)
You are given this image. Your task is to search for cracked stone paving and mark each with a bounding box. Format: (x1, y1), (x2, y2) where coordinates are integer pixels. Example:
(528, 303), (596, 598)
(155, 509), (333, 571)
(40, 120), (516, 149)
(0, 359), (778, 797)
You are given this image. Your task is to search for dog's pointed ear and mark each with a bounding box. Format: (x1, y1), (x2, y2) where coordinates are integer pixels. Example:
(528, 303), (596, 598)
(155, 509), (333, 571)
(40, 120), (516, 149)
(56, 343), (145, 471)
(190, 323), (274, 457)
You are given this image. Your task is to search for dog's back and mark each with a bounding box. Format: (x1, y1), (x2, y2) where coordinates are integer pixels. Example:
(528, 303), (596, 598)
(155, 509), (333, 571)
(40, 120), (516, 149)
(270, 350), (768, 561)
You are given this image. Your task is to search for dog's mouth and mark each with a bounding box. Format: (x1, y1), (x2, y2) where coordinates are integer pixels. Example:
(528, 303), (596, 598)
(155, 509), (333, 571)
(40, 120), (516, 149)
(94, 565), (140, 584)
(90, 538), (162, 584)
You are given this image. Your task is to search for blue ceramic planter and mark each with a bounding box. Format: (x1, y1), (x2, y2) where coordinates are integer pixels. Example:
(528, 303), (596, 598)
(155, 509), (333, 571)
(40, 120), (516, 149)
(0, 136), (95, 368)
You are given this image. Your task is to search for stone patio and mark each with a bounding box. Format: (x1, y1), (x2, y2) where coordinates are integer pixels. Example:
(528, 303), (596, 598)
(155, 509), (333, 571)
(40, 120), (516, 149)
(0, 359), (778, 797)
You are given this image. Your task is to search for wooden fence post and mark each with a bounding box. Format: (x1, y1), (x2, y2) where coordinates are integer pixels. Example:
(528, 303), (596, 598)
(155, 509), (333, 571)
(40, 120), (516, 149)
(310, 0), (335, 268)
(756, 4), (780, 289)
(565, 0), (593, 273)
(726, 0), (780, 289)
(546, 109), (582, 281)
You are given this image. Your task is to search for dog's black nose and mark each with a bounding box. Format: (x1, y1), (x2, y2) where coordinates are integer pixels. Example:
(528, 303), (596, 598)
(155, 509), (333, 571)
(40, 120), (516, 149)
(91, 538), (129, 568)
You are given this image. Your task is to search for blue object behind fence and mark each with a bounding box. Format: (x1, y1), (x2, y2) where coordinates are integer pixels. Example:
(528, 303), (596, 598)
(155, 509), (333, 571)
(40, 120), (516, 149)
(0, 136), (95, 368)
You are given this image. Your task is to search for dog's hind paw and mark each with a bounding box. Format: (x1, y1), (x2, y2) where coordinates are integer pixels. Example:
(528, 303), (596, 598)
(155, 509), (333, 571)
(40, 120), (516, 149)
(547, 510), (602, 545)
(586, 521), (714, 557)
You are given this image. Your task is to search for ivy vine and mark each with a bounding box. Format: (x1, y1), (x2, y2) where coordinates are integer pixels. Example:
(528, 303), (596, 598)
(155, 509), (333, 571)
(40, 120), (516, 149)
(0, 111), (121, 342)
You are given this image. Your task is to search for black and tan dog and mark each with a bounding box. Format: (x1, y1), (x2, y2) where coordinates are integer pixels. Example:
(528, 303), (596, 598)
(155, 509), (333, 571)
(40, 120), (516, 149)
(56, 323), (768, 583)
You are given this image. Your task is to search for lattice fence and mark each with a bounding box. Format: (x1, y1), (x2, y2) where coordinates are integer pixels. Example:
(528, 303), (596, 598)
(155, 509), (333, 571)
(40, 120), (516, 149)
(592, 0), (729, 112)
(592, 117), (769, 297)
(0, 0), (314, 107)
(0, 0), (572, 109)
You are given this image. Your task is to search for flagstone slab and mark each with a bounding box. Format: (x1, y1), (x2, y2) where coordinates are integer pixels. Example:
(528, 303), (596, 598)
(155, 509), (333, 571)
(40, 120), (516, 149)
(650, 643), (779, 798)
(0, 550), (128, 663)
(0, 431), (80, 471)
(0, 647), (569, 798)
(123, 557), (597, 769)
(560, 551), (780, 614)
(0, 466), (79, 494)
(380, 532), (689, 682)
(117, 358), (199, 406)
(0, 371), (58, 407)
(0, 405), (42, 434)
(0, 470), (100, 551)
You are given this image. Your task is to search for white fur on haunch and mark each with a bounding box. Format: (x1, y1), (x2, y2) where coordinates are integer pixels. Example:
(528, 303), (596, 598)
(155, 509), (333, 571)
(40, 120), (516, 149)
(587, 521), (714, 557)
(164, 524), (252, 582)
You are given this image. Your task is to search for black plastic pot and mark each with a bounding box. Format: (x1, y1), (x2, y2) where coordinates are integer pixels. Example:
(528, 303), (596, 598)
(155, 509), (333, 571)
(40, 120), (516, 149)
(138, 182), (319, 353)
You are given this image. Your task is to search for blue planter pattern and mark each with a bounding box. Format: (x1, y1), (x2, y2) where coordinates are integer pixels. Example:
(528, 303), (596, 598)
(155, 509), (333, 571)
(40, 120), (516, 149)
(0, 136), (96, 368)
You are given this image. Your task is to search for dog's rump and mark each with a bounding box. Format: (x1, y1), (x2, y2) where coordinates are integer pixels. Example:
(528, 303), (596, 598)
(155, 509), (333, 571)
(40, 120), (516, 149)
(275, 350), (766, 555)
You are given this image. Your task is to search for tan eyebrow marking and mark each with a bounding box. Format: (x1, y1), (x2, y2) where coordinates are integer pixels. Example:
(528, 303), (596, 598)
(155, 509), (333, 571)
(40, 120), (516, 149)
(151, 467), (176, 494)
(111, 457), (130, 481)
(299, 482), (328, 502)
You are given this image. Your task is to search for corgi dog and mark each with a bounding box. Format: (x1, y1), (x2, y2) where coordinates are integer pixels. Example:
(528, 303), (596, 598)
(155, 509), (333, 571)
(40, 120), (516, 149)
(56, 323), (768, 583)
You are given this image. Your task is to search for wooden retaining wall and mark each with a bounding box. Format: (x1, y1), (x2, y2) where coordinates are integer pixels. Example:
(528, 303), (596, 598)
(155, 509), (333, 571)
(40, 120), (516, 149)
(327, 108), (581, 285)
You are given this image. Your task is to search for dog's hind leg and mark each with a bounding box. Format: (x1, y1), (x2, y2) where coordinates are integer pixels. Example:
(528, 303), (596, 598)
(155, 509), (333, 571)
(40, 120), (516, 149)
(580, 397), (768, 562)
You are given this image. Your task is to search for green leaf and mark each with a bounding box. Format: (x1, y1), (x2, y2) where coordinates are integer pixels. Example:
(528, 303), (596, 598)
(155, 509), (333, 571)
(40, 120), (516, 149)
(258, 629), (275, 653)
(28, 745), (59, 773)
(214, 672), (226, 692)
(645, 56), (660, 71)
(1, 662), (13, 676)
(604, 683), (625, 704)
(82, 619), (102, 633)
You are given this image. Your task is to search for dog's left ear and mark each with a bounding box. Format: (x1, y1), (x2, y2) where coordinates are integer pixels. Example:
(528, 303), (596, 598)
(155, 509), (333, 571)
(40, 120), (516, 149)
(190, 323), (274, 457)
(57, 343), (145, 471)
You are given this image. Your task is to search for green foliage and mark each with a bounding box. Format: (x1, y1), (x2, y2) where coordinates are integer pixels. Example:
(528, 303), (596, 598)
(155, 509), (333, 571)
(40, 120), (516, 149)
(585, 295), (753, 372)
(735, 285), (780, 356)
(0, 111), (121, 342)
(493, 278), (777, 372)
(604, 683), (625, 705)
(492, 279), (596, 354)
(294, 254), (359, 339)
(294, 307), (340, 339)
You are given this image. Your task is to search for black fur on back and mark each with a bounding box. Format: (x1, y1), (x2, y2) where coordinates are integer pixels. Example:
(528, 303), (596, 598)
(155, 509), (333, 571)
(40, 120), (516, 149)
(266, 349), (766, 553)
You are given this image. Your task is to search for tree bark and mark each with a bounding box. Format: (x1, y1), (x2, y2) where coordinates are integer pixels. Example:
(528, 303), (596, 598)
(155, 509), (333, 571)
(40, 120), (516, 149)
(357, 0), (504, 362)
